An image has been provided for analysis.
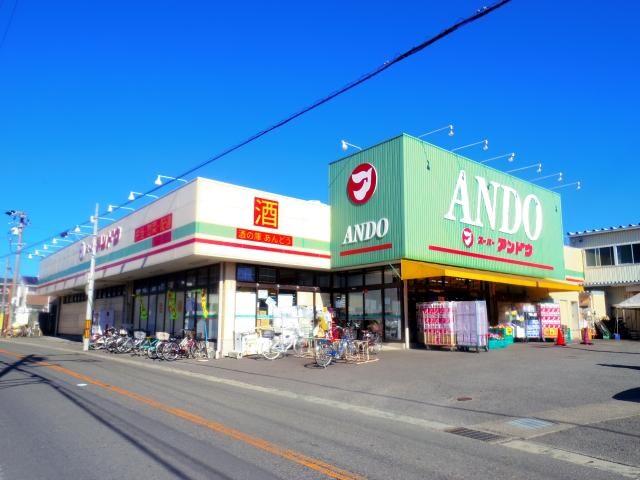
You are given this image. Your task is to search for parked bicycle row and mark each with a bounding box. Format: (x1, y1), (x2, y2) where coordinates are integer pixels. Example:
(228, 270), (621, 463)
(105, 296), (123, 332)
(89, 327), (210, 361)
(257, 324), (382, 367)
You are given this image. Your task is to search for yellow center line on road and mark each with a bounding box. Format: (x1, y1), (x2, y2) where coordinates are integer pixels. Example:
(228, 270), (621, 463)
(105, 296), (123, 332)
(0, 348), (365, 480)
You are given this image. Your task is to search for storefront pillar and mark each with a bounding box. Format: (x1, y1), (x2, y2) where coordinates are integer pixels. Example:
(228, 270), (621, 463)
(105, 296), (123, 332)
(217, 262), (236, 358)
(403, 279), (409, 349)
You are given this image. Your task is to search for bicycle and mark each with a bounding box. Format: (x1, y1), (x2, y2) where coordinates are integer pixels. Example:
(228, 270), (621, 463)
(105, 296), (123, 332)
(314, 328), (358, 368)
(262, 328), (306, 360)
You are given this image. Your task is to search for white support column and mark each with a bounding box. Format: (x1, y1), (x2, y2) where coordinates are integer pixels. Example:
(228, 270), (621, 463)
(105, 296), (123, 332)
(217, 262), (236, 358)
(403, 279), (410, 350)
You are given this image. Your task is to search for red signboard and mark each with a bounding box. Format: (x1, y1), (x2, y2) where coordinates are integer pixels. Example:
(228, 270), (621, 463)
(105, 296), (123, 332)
(151, 231), (172, 247)
(254, 197), (279, 229)
(237, 228), (292, 247)
(135, 214), (172, 242)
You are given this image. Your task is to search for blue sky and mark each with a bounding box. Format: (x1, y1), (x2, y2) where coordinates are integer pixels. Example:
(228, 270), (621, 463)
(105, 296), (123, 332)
(1, 0), (638, 277)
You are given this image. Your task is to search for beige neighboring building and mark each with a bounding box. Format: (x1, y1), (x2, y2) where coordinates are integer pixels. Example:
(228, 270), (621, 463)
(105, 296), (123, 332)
(567, 224), (640, 337)
(549, 246), (585, 338)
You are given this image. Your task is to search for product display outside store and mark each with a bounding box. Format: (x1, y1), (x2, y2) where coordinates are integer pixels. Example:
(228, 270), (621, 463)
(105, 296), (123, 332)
(538, 302), (562, 340)
(417, 301), (488, 351)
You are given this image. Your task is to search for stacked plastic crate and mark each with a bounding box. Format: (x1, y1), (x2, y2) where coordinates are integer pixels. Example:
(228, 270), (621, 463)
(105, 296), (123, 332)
(537, 303), (561, 341)
(455, 301), (489, 352)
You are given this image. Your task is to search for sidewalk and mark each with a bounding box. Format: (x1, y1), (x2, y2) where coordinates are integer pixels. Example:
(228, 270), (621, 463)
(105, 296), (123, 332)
(2, 335), (639, 434)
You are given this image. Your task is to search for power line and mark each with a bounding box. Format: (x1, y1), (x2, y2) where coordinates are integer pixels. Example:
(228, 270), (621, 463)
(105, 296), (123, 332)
(3, 0), (512, 262)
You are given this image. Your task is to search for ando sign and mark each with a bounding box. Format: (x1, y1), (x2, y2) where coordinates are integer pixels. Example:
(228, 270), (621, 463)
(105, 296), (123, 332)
(330, 135), (565, 278)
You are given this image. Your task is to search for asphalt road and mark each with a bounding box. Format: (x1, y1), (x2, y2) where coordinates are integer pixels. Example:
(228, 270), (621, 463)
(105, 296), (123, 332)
(0, 338), (639, 480)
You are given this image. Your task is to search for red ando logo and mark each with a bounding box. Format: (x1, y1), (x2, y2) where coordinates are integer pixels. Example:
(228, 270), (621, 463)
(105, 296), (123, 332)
(347, 163), (377, 205)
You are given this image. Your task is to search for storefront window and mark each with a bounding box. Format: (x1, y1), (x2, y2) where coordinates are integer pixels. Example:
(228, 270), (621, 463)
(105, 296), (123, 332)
(236, 288), (257, 333)
(156, 294), (166, 333)
(237, 265), (256, 282)
(298, 271), (314, 286)
(279, 269), (297, 285)
(348, 292), (364, 326)
(257, 267), (276, 284)
(186, 270), (197, 289)
(384, 265), (399, 284)
(365, 270), (382, 286)
(316, 273), (331, 288)
(334, 293), (347, 324)
(172, 291), (185, 334)
(348, 272), (363, 287)
(333, 273), (346, 288)
(364, 289), (383, 332)
(147, 294), (157, 334)
(197, 267), (209, 286)
(384, 288), (402, 340)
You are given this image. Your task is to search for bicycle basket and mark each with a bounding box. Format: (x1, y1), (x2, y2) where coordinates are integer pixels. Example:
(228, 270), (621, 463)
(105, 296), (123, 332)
(155, 332), (170, 341)
(118, 329), (129, 336)
(133, 330), (147, 340)
(261, 329), (275, 339)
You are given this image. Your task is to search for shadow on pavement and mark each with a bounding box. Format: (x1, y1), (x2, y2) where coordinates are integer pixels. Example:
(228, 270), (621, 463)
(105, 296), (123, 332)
(613, 387), (640, 403)
(0, 354), (254, 480)
(598, 363), (640, 371)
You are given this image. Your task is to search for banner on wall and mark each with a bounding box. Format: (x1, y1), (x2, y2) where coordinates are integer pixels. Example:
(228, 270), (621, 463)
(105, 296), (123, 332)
(167, 290), (177, 321)
(139, 297), (148, 322)
(200, 289), (209, 318)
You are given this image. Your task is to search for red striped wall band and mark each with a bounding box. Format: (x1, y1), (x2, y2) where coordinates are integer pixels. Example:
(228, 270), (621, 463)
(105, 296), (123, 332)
(39, 237), (330, 290)
(428, 245), (555, 271)
(565, 276), (585, 283)
(340, 243), (393, 257)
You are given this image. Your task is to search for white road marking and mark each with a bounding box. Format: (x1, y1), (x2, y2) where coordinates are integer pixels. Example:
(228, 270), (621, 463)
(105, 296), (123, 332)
(5, 339), (640, 478)
(76, 383), (88, 387)
(503, 440), (640, 479)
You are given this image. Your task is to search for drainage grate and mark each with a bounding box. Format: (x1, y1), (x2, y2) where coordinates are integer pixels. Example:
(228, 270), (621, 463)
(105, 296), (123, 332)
(445, 427), (504, 442)
(508, 418), (554, 430)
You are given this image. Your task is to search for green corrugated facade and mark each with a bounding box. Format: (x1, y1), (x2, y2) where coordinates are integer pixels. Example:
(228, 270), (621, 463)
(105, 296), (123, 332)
(330, 134), (566, 280)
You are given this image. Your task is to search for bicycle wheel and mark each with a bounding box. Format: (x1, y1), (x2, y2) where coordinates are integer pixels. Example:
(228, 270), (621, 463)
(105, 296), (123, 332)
(344, 341), (359, 361)
(162, 342), (179, 361)
(370, 335), (382, 355)
(293, 337), (308, 357)
(315, 341), (332, 368)
(262, 339), (283, 360)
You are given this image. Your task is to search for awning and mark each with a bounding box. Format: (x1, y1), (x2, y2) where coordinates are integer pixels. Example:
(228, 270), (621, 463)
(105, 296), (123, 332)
(400, 259), (583, 292)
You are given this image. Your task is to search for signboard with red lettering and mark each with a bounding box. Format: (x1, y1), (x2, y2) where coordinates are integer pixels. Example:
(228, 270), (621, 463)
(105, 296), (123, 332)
(135, 214), (172, 242)
(237, 228), (292, 247)
(254, 197), (279, 229)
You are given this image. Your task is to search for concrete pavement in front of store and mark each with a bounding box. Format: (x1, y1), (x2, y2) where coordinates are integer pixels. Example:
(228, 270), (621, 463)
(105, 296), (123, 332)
(3, 336), (640, 477)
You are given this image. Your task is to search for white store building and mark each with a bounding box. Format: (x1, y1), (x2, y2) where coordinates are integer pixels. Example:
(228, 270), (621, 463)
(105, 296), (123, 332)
(38, 178), (332, 356)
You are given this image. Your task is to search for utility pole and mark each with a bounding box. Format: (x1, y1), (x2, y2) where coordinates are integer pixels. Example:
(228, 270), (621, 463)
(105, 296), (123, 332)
(82, 203), (99, 351)
(5, 210), (28, 336)
(0, 258), (10, 334)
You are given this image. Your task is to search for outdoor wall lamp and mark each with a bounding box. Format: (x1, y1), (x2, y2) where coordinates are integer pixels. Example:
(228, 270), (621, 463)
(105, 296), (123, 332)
(452, 139), (489, 152)
(506, 162), (542, 174)
(341, 140), (362, 151)
(155, 175), (188, 186)
(417, 124), (454, 138)
(480, 152), (515, 164)
(107, 204), (135, 213)
(128, 191), (159, 201)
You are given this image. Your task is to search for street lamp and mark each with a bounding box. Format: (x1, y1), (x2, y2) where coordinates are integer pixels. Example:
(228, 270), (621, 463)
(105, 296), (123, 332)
(480, 152), (515, 164)
(154, 175), (188, 186)
(82, 204), (100, 351)
(4, 210), (28, 337)
(452, 139), (489, 152)
(506, 162), (543, 174)
(340, 140), (362, 152)
(128, 191), (159, 201)
(417, 124), (454, 138)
